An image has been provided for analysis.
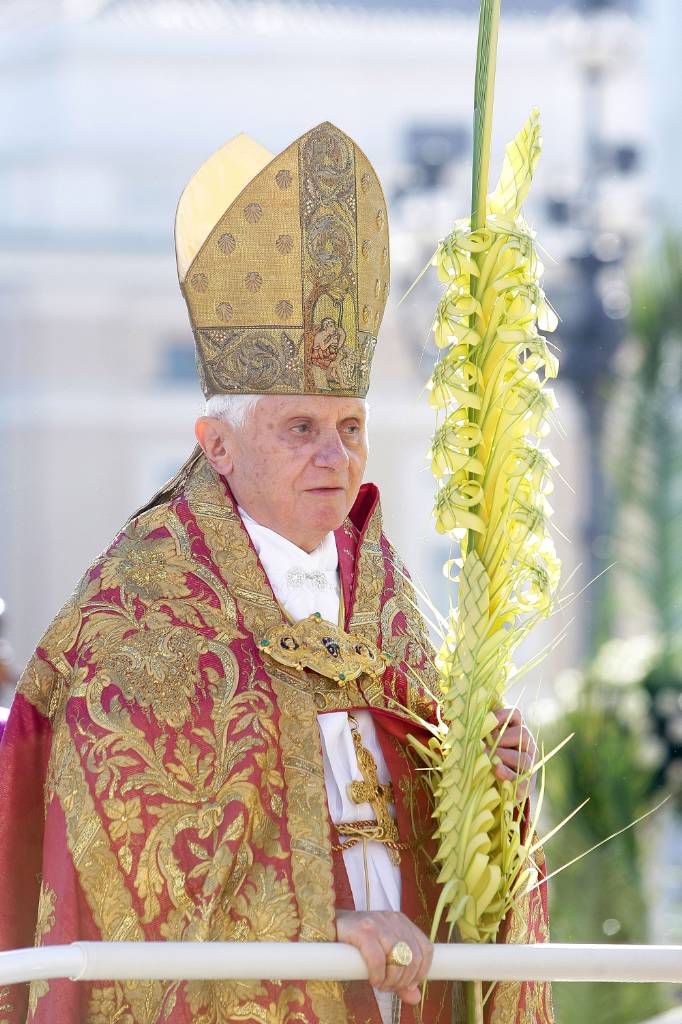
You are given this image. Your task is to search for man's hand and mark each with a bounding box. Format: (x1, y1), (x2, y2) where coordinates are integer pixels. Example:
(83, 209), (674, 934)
(335, 909), (433, 1005)
(488, 706), (538, 801)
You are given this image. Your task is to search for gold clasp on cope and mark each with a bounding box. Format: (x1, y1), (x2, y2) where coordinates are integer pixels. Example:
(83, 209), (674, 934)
(258, 612), (387, 685)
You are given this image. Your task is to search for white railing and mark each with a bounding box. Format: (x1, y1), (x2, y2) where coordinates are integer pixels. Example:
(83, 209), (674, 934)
(1, 943), (682, 987)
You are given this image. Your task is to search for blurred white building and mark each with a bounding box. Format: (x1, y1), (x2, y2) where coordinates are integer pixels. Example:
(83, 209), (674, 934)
(647, 0), (682, 234)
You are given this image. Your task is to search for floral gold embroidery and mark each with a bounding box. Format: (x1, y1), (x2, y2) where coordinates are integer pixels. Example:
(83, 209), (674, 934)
(98, 516), (188, 603)
(26, 881), (58, 1014)
(17, 652), (63, 720)
(104, 797), (145, 844)
(100, 623), (225, 728)
(194, 327), (305, 397)
(87, 984), (135, 1024)
(34, 881), (56, 942)
(233, 863), (299, 941)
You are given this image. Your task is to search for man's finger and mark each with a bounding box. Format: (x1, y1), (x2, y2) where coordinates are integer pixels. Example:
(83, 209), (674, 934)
(492, 723), (536, 751)
(493, 706), (521, 729)
(423, 944), (434, 982)
(381, 961), (411, 992)
(353, 932), (388, 989)
(396, 983), (421, 1005)
(378, 928), (423, 992)
(491, 724), (523, 748)
(493, 760), (516, 782)
(378, 933), (418, 992)
(496, 747), (533, 772)
(413, 929), (433, 984)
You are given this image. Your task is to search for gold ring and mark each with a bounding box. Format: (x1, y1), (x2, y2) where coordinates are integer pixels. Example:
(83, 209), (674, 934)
(386, 940), (413, 968)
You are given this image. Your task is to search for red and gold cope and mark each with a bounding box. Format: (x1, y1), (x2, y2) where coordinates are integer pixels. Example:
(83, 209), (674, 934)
(0, 457), (551, 1024)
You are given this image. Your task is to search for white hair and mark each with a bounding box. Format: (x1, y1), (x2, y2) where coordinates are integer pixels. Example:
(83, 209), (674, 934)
(205, 393), (369, 437)
(205, 394), (262, 429)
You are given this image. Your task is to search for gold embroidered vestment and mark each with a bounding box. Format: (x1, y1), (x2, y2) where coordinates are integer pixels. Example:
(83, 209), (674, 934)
(0, 457), (552, 1024)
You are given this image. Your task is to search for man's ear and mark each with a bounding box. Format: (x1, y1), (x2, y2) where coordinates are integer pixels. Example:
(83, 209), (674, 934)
(195, 416), (234, 475)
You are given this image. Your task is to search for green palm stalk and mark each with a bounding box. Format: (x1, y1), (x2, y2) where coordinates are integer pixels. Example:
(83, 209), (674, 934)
(411, 0), (563, 1016)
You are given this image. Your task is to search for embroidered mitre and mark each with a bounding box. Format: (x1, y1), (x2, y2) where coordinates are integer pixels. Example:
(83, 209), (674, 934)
(175, 121), (390, 398)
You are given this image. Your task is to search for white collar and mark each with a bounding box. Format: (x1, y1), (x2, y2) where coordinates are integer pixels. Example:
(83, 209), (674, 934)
(237, 506), (340, 623)
(237, 506), (339, 573)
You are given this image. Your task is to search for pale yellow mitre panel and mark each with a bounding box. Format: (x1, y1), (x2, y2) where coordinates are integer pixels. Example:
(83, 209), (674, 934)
(179, 138), (303, 330)
(175, 133), (274, 283)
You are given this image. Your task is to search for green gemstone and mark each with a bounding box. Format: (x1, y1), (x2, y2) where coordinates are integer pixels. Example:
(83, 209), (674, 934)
(260, 639), (269, 647)
(338, 673), (346, 681)
(314, 612), (322, 619)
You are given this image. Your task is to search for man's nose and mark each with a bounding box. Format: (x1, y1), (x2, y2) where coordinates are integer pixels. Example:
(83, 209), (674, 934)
(312, 431), (349, 470)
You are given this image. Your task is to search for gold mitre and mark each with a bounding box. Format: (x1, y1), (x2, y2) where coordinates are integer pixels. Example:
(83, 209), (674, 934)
(175, 121), (390, 398)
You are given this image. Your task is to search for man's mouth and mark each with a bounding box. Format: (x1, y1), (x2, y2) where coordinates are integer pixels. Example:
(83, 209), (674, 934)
(305, 486), (345, 495)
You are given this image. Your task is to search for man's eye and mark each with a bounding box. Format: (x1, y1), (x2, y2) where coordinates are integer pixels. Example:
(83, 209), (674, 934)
(292, 423), (309, 434)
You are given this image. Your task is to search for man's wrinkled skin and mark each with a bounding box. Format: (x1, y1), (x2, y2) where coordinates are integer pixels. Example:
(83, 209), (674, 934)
(196, 394), (538, 1000)
(195, 395), (368, 553)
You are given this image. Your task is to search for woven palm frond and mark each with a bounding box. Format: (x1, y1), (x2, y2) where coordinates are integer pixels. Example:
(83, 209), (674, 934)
(419, 91), (562, 945)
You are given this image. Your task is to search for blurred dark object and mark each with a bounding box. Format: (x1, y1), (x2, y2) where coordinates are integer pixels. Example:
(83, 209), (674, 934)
(580, 0), (623, 8)
(612, 143), (638, 174)
(641, 665), (682, 798)
(160, 337), (197, 387)
(555, 249), (623, 385)
(403, 124), (469, 193)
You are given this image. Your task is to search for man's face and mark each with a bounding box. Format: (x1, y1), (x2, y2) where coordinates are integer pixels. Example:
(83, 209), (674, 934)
(199, 395), (368, 552)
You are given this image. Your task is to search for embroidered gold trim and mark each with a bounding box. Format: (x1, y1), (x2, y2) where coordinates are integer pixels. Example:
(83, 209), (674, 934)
(186, 462), (348, 1023)
(54, 727), (162, 1024)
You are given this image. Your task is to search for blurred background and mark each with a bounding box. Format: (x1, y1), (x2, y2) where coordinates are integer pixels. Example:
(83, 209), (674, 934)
(0, 0), (681, 1019)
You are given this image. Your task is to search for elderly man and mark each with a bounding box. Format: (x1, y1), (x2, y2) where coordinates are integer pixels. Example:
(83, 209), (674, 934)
(0, 122), (550, 1024)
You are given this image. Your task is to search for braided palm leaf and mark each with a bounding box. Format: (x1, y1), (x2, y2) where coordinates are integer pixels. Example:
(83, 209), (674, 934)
(413, 108), (562, 947)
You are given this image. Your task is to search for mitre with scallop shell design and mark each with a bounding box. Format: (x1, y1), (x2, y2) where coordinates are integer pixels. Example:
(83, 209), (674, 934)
(176, 121), (390, 398)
